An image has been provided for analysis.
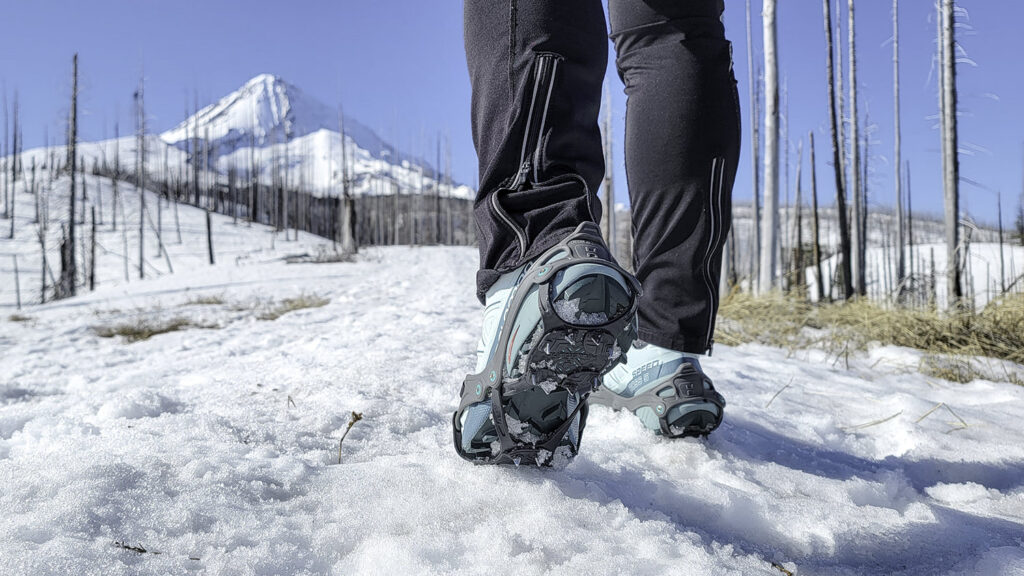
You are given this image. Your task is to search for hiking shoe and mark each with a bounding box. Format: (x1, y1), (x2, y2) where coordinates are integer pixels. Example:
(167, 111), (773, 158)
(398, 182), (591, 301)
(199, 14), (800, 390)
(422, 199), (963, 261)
(590, 340), (725, 438)
(453, 222), (641, 466)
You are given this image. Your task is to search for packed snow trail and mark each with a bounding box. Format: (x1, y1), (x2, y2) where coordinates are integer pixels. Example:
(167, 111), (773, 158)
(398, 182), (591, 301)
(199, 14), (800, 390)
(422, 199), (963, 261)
(1, 247), (1023, 575)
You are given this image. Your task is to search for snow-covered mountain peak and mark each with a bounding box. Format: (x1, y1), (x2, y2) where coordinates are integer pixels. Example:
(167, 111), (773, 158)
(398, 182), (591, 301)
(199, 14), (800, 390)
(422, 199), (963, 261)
(160, 74), (336, 150)
(158, 74), (398, 172)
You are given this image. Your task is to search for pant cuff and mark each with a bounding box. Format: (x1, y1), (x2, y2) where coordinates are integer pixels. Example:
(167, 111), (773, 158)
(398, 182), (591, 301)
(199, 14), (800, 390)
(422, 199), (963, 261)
(637, 328), (711, 356)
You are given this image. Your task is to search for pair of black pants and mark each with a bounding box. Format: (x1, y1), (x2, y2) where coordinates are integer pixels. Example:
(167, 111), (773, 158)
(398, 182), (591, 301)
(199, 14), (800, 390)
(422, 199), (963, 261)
(465, 0), (740, 355)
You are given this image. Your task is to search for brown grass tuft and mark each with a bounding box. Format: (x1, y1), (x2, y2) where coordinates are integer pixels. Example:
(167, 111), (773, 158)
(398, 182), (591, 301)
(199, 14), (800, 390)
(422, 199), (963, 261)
(257, 294), (330, 321)
(717, 291), (1024, 383)
(94, 317), (213, 343)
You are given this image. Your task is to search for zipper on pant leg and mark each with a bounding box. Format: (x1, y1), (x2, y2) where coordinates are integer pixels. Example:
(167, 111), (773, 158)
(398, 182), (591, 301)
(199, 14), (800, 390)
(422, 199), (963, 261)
(702, 157), (727, 355)
(491, 53), (561, 258)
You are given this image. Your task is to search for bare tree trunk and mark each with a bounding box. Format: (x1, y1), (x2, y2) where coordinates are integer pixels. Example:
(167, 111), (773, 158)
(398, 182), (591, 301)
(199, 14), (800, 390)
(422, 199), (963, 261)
(1018, 147), (1024, 247)
(861, 117), (869, 283)
(206, 209), (215, 265)
(33, 158), (39, 224)
(112, 123), (119, 231)
(746, 0), (762, 291)
(848, 0), (864, 296)
(11, 255), (21, 310)
(906, 160), (914, 301)
(793, 139), (804, 293)
(782, 80), (790, 291)
(810, 132), (825, 302)
(941, 0), (961, 308)
(999, 191), (1007, 294)
(89, 206), (96, 291)
(2, 89), (7, 221)
(759, 0), (779, 293)
(60, 54), (79, 299)
(823, 0), (853, 299)
(338, 109), (357, 254)
(601, 86), (616, 257)
(39, 226), (47, 303)
(893, 0), (905, 297)
(135, 79), (145, 280)
(834, 0), (848, 199)
(9, 91), (18, 239)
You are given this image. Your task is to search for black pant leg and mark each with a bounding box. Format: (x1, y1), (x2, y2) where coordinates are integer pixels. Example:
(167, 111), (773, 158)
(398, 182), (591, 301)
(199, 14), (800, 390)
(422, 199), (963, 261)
(464, 0), (609, 303)
(608, 0), (741, 354)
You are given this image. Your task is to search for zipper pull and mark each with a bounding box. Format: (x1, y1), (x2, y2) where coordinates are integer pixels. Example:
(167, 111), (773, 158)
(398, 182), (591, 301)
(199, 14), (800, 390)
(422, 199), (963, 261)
(516, 161), (532, 187)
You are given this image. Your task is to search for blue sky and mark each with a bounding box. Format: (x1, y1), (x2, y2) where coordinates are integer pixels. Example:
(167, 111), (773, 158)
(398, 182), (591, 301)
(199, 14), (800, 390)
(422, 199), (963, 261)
(1, 1), (1020, 226)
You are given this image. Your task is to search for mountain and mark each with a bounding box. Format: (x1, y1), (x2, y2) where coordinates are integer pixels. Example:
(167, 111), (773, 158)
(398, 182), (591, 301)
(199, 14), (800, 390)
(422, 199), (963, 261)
(160, 74), (392, 163)
(153, 74), (471, 198)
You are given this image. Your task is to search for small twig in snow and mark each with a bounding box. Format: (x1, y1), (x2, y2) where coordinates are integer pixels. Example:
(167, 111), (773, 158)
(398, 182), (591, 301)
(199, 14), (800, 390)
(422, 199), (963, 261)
(842, 410), (904, 432)
(915, 402), (944, 424)
(287, 395), (297, 409)
(771, 561), (795, 576)
(944, 404), (969, 430)
(765, 378), (794, 409)
(113, 541), (160, 555)
(338, 411), (364, 464)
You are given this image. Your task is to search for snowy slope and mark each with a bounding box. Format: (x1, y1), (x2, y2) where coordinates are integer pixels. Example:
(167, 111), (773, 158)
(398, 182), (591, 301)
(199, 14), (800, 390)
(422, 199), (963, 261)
(2, 246), (1023, 575)
(0, 168), (335, 309)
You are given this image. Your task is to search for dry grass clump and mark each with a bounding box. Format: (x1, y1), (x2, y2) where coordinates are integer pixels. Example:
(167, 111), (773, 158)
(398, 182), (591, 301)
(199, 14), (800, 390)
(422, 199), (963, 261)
(94, 317), (210, 343)
(284, 246), (356, 264)
(257, 294), (330, 321)
(7, 314), (32, 323)
(717, 291), (1024, 371)
(184, 294), (226, 306)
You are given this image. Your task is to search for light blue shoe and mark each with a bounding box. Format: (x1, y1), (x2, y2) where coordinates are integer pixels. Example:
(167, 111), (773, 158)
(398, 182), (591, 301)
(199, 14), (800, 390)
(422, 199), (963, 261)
(453, 223), (641, 466)
(591, 340), (725, 438)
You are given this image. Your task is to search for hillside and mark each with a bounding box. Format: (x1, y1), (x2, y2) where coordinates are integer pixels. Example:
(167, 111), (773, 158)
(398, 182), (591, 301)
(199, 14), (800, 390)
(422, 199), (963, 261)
(0, 168), (335, 309)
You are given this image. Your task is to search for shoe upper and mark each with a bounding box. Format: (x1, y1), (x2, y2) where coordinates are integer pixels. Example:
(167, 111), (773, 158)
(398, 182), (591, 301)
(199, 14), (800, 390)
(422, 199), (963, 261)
(597, 341), (723, 435)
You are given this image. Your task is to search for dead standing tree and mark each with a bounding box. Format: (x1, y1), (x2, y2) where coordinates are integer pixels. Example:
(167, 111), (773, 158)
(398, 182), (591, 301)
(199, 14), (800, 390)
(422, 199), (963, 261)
(792, 139), (804, 294)
(759, 0), (779, 293)
(823, 0), (853, 300)
(848, 0), (864, 296)
(940, 0), (962, 307)
(810, 132), (826, 302)
(58, 54), (79, 299)
(746, 0), (762, 291)
(338, 109), (357, 255)
(134, 80), (146, 279)
(9, 91), (19, 239)
(600, 86), (616, 258)
(893, 0), (906, 297)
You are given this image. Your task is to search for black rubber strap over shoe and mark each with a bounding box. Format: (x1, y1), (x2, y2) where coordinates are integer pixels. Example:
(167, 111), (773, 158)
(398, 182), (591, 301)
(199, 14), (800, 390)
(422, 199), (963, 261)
(454, 223), (641, 466)
(591, 361), (726, 439)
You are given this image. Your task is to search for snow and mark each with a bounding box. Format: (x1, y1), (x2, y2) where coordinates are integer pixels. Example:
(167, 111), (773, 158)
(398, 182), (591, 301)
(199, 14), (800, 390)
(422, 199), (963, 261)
(553, 297), (610, 326)
(2, 239), (1023, 574)
(0, 170), (332, 309)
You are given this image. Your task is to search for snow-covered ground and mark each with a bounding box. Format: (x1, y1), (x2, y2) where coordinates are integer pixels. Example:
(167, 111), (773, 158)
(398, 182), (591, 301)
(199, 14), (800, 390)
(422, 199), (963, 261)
(0, 171), (332, 309)
(2, 244), (1023, 575)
